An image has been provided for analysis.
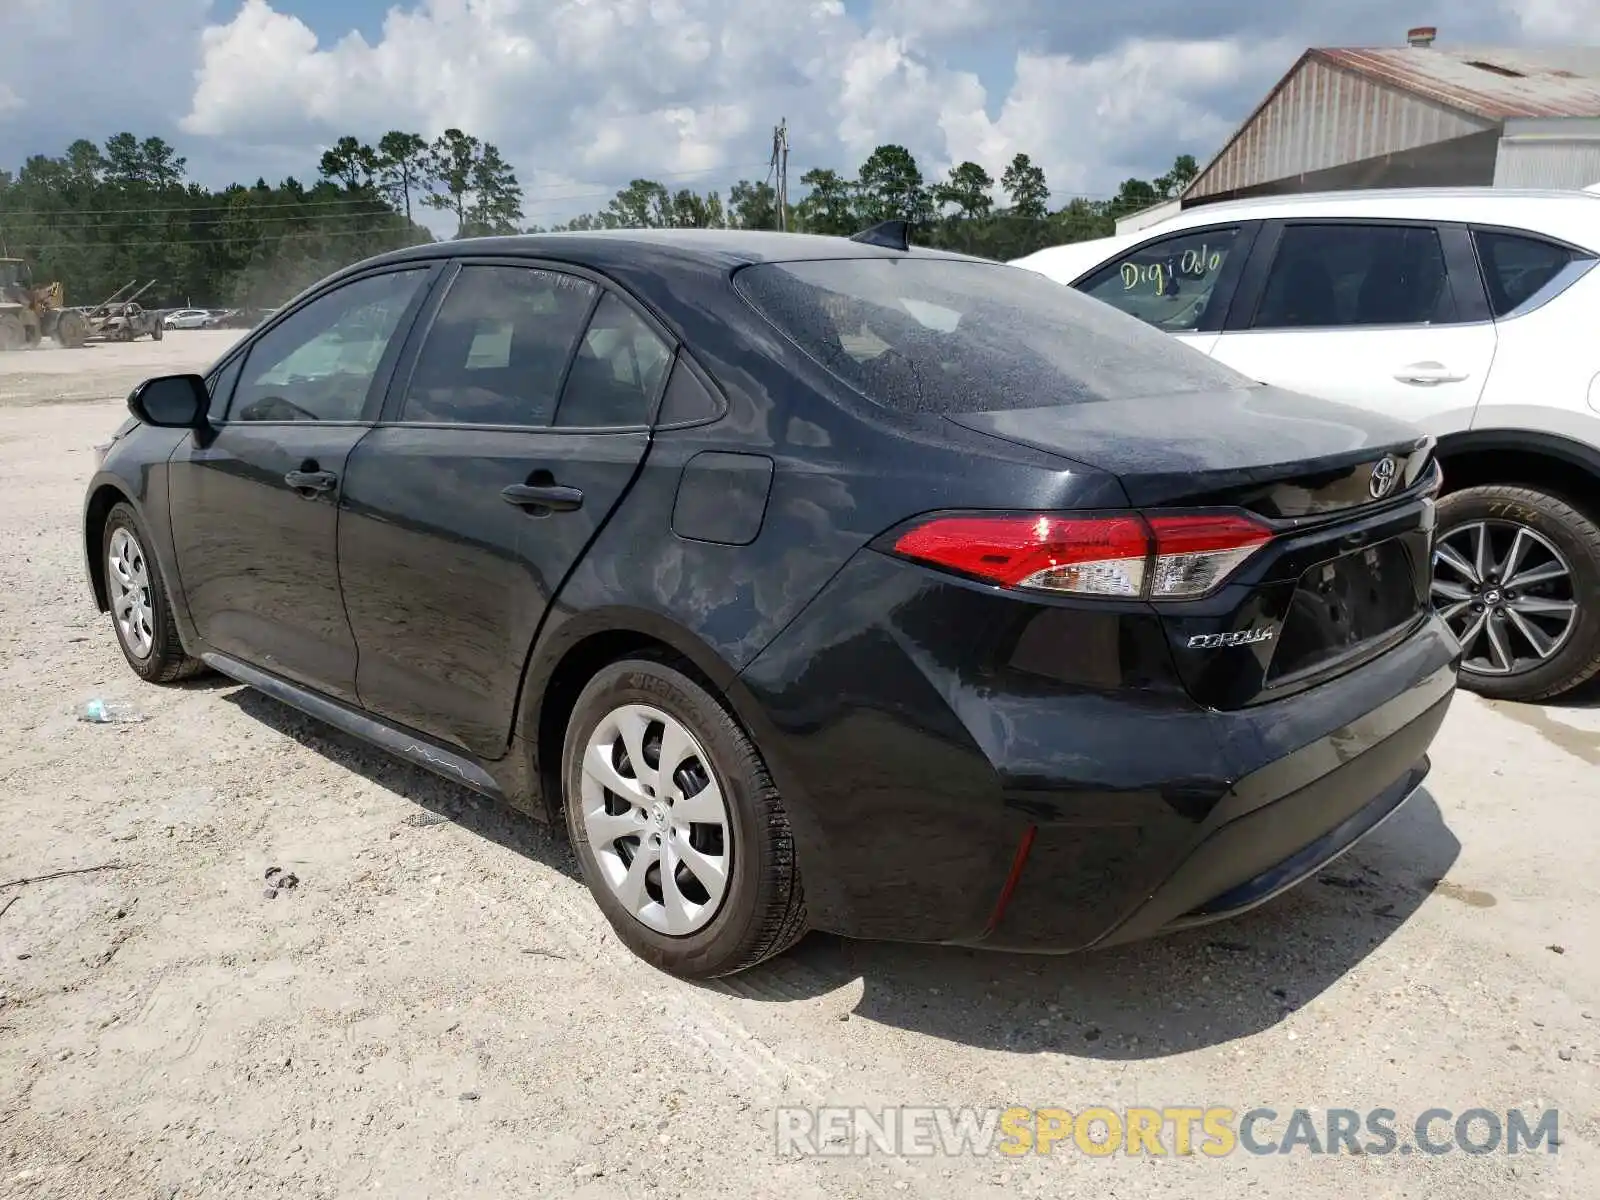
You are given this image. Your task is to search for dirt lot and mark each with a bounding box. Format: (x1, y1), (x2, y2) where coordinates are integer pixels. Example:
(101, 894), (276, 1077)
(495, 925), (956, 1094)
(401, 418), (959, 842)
(2, 334), (1598, 1198)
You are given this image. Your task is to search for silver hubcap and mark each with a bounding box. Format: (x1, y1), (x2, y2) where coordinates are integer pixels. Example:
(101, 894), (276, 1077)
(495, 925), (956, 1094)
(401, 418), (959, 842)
(1431, 519), (1578, 678)
(107, 527), (155, 659)
(580, 704), (732, 937)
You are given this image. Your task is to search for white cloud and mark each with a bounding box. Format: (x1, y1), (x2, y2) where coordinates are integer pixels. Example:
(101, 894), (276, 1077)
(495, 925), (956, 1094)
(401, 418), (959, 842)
(181, 0), (871, 210)
(0, 0), (211, 154)
(959, 38), (1299, 198)
(1507, 0), (1600, 40)
(176, 0), (1269, 215)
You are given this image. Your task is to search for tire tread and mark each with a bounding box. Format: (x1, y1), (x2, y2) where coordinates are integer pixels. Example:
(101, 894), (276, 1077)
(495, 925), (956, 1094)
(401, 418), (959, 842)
(1438, 484), (1600, 702)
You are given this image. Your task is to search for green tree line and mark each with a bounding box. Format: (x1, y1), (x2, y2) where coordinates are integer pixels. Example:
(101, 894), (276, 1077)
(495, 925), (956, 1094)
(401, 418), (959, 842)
(0, 128), (1195, 308)
(542, 148), (1199, 259)
(0, 128), (522, 308)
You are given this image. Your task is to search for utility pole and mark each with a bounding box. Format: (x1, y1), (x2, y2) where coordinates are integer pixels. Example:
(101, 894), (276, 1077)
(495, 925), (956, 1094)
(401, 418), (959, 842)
(771, 118), (789, 231)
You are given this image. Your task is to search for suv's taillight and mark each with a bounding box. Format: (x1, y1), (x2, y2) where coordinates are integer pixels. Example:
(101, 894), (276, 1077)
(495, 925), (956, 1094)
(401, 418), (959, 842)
(890, 511), (1272, 599)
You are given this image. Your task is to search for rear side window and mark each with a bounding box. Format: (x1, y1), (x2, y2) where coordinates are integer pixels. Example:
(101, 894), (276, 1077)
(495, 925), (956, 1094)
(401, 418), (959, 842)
(1076, 227), (1241, 332)
(554, 294), (673, 427)
(1473, 230), (1593, 316)
(734, 257), (1255, 414)
(1251, 224), (1456, 329)
(402, 265), (597, 426)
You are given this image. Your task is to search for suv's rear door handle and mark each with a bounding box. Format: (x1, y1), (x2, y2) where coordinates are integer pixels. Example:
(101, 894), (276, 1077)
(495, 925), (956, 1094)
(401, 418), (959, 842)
(502, 483), (583, 512)
(284, 469), (337, 493)
(1394, 362), (1468, 385)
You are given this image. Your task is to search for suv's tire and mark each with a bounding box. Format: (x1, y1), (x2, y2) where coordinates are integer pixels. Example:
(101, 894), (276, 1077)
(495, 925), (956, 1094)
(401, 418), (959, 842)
(102, 502), (207, 684)
(1432, 485), (1600, 702)
(563, 658), (807, 978)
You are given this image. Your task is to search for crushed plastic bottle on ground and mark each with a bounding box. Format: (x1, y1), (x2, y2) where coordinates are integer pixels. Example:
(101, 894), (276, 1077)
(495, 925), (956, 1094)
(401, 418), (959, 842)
(78, 699), (147, 724)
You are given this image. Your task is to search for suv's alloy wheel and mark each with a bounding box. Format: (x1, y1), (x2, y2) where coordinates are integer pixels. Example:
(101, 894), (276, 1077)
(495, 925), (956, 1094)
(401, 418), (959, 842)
(1431, 485), (1600, 702)
(563, 659), (807, 977)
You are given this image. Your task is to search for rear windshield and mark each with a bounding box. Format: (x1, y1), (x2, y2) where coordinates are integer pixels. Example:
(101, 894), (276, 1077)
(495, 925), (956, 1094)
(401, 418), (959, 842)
(734, 257), (1255, 414)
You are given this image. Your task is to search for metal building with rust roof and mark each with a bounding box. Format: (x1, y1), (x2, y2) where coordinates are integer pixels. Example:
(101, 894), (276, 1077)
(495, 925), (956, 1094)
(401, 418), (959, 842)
(1179, 28), (1600, 212)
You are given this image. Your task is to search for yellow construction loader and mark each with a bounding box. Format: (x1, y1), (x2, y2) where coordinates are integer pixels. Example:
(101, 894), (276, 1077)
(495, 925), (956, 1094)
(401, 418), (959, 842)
(0, 257), (89, 350)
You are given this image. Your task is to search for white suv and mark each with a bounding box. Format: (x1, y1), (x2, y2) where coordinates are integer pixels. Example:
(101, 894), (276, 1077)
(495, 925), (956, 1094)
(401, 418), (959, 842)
(1014, 188), (1600, 704)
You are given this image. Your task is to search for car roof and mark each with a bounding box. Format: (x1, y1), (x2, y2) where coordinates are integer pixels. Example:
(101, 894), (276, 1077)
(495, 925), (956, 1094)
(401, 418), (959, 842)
(1148, 187), (1600, 233)
(359, 228), (982, 276)
(1010, 233), (1146, 283)
(1015, 187), (1600, 283)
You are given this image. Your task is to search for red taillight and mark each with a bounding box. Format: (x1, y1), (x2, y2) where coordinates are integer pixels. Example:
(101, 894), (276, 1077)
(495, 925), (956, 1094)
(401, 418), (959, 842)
(891, 511), (1272, 599)
(1145, 514), (1272, 598)
(893, 514), (1149, 595)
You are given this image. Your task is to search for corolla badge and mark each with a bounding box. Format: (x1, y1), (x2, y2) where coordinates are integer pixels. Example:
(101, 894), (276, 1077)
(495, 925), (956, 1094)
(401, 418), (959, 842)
(1368, 455), (1400, 500)
(1186, 627), (1275, 650)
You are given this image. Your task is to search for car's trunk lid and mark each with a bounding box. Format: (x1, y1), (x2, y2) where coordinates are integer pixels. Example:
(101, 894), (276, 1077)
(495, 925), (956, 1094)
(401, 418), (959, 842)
(947, 386), (1439, 709)
(944, 385), (1434, 518)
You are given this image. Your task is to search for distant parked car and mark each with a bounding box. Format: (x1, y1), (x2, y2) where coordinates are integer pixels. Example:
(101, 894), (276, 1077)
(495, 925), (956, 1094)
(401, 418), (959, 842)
(93, 302), (163, 342)
(163, 309), (212, 330)
(1015, 187), (1600, 703)
(203, 307), (274, 331)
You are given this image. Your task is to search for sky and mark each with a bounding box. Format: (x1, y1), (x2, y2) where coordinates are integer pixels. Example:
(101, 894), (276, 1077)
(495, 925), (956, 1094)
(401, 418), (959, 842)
(2, 0), (1598, 228)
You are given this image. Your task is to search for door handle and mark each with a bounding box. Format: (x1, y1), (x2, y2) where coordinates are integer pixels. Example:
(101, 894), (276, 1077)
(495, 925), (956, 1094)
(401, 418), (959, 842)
(284, 469), (337, 493)
(1394, 362), (1468, 385)
(501, 482), (583, 512)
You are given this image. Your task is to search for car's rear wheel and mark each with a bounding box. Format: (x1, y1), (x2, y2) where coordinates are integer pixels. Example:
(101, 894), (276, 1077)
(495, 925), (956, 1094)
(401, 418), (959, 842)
(103, 502), (206, 684)
(1431, 485), (1600, 702)
(563, 658), (806, 978)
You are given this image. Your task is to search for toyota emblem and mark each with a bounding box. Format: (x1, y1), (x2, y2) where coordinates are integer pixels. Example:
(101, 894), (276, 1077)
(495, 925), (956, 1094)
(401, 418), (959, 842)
(1368, 455), (1399, 499)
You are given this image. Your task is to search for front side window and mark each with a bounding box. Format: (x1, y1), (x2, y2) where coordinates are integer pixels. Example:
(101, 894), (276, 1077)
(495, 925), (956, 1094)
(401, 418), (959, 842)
(401, 265), (598, 426)
(206, 354), (243, 422)
(735, 256), (1256, 415)
(1076, 228), (1241, 332)
(1251, 224), (1456, 330)
(229, 269), (428, 422)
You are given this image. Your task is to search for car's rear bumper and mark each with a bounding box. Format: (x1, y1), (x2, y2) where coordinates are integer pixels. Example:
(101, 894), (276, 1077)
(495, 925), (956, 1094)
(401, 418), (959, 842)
(980, 719), (1439, 953)
(734, 549), (1460, 951)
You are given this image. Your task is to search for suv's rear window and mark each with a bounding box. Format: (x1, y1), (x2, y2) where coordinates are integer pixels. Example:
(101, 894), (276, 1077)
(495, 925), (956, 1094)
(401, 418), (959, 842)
(734, 256), (1255, 414)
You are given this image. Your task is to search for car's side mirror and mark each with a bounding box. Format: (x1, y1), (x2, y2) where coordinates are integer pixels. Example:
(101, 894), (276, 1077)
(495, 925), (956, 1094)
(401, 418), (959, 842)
(128, 374), (210, 430)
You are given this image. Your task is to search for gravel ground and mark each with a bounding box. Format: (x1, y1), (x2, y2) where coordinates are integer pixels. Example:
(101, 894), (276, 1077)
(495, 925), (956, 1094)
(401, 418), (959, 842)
(2, 334), (1598, 1198)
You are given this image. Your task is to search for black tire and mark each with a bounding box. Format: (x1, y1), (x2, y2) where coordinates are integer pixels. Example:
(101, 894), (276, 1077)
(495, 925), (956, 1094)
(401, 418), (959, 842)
(562, 659), (807, 978)
(101, 502), (207, 684)
(0, 311), (24, 352)
(54, 309), (87, 349)
(1434, 484), (1600, 702)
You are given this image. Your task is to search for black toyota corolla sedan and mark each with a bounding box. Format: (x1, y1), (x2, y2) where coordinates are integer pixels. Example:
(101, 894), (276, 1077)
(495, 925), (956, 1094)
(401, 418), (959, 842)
(83, 227), (1460, 977)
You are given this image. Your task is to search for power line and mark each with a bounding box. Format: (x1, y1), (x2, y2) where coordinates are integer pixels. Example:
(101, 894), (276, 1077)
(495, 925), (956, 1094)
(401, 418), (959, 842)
(4, 208), (403, 234)
(19, 226), (428, 254)
(0, 161), (776, 220)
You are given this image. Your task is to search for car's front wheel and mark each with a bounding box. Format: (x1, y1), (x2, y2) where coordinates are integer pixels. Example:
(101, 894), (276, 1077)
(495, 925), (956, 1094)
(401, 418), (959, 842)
(102, 502), (206, 684)
(563, 658), (807, 977)
(1431, 485), (1600, 702)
